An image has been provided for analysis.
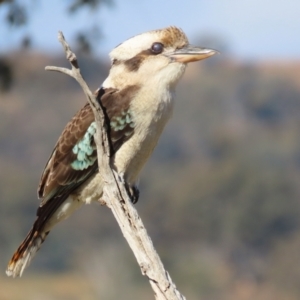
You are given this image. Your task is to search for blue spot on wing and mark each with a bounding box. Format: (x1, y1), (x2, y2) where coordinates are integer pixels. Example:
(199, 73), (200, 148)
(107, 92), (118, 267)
(70, 108), (136, 172)
(71, 122), (97, 171)
(73, 144), (79, 154)
(110, 109), (135, 132)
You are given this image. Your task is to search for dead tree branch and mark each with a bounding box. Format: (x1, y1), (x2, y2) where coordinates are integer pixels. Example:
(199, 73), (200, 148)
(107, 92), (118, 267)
(45, 31), (186, 300)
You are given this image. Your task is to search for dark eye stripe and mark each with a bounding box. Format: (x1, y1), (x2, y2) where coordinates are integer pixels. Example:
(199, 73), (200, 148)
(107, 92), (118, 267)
(123, 43), (164, 72)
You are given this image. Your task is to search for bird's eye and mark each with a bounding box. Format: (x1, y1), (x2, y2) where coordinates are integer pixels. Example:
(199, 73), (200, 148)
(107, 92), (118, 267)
(151, 42), (164, 54)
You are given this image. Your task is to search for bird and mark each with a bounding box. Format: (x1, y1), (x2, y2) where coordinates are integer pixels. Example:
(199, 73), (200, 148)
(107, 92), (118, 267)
(6, 26), (217, 277)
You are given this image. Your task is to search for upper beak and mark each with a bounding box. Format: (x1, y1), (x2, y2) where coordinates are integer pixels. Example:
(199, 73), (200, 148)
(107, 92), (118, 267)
(167, 45), (218, 63)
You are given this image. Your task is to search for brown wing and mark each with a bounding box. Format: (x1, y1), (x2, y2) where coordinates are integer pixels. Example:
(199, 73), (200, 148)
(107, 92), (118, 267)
(101, 84), (141, 149)
(38, 102), (96, 204)
(38, 84), (141, 205)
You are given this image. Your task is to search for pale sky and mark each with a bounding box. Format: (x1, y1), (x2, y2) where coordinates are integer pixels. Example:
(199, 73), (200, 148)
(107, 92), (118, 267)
(0, 0), (299, 60)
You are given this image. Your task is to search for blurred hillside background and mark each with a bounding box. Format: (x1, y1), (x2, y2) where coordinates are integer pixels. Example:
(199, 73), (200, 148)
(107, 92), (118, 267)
(1, 1), (300, 299)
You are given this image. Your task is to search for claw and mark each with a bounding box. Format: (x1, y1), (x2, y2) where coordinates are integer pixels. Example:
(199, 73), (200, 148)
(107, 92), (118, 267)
(128, 185), (140, 204)
(113, 170), (139, 204)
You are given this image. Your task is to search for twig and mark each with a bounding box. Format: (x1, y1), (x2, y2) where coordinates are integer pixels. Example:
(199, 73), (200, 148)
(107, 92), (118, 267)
(46, 31), (186, 300)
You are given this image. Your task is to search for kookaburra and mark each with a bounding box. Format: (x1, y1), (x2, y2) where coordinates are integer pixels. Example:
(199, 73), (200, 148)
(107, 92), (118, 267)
(6, 26), (216, 277)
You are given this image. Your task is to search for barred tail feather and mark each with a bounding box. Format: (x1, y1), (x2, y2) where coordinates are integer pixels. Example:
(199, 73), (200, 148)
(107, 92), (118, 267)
(6, 184), (86, 277)
(6, 229), (49, 278)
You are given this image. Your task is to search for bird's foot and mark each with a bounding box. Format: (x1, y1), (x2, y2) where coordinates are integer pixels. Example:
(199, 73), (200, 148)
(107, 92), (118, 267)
(114, 171), (139, 204)
(126, 184), (139, 204)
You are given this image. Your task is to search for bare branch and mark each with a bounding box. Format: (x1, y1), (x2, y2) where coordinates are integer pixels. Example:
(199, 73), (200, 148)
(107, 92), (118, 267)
(45, 66), (73, 77)
(45, 31), (186, 300)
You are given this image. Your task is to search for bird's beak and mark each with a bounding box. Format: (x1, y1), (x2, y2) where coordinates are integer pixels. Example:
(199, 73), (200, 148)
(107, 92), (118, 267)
(167, 45), (218, 63)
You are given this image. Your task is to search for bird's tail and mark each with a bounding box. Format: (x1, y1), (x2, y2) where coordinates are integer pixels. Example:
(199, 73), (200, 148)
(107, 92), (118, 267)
(6, 227), (49, 278)
(6, 193), (71, 278)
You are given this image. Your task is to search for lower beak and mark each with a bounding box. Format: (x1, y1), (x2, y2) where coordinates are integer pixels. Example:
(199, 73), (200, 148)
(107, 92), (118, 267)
(167, 46), (218, 63)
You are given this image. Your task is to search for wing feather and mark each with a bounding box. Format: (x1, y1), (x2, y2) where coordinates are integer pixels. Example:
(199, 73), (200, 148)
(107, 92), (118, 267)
(38, 85), (141, 206)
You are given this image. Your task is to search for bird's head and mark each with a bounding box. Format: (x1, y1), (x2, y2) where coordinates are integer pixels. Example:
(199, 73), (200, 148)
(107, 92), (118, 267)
(103, 26), (217, 90)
